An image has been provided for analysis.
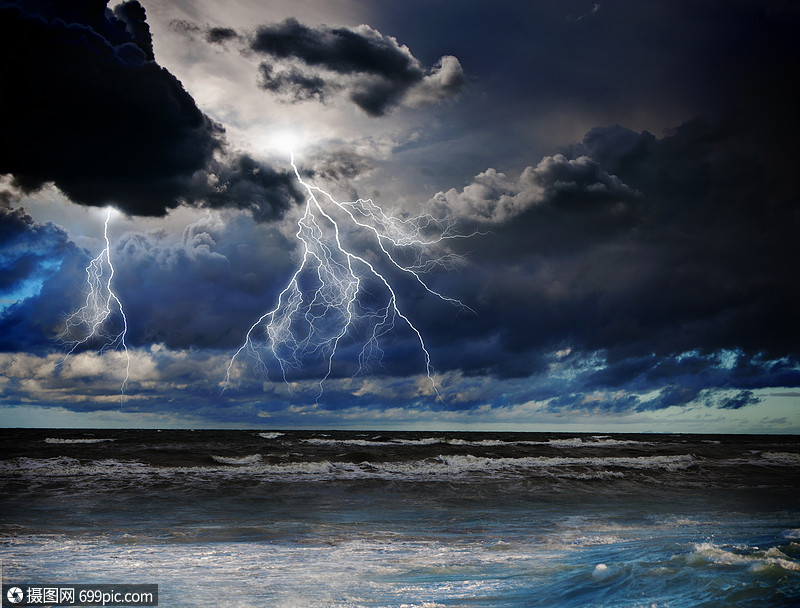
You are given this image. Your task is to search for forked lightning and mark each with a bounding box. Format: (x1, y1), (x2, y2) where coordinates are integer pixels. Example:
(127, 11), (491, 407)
(224, 153), (472, 399)
(58, 208), (130, 402)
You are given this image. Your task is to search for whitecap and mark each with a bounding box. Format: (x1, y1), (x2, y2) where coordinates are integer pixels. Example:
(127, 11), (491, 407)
(592, 563), (611, 580)
(687, 542), (800, 572)
(757, 452), (800, 465)
(211, 454), (263, 465)
(44, 438), (115, 444)
(302, 438), (385, 447)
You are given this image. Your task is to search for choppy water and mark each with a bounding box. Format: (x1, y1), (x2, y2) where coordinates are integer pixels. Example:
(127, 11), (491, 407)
(1, 429), (798, 607)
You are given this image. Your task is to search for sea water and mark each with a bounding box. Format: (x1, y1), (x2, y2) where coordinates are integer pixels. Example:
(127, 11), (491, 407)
(1, 430), (798, 607)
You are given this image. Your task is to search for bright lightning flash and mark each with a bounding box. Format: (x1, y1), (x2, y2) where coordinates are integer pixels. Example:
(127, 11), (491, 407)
(224, 153), (473, 399)
(57, 208), (130, 402)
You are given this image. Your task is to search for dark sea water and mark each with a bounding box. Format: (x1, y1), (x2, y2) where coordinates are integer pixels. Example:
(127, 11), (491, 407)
(1, 429), (798, 607)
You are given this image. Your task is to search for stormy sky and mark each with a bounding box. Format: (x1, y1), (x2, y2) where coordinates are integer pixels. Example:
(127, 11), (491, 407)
(1, 0), (798, 431)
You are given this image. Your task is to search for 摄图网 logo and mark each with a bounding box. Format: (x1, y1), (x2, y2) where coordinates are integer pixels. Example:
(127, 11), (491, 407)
(7, 587), (24, 604)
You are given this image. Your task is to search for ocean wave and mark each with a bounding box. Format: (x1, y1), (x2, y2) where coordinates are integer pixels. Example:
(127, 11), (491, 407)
(393, 438), (513, 447)
(302, 438), (397, 447)
(0, 453), (695, 480)
(543, 437), (652, 448)
(258, 432), (285, 440)
(0, 456), (333, 477)
(592, 563), (613, 581)
(441, 439), (509, 447)
(756, 451), (800, 465)
(300, 436), (649, 448)
(302, 437), (451, 447)
(1, 456), (81, 471)
(560, 471), (627, 480)
(44, 438), (115, 444)
(0, 457), (146, 476)
(369, 454), (695, 477)
(211, 454), (263, 466)
(688, 542), (800, 573)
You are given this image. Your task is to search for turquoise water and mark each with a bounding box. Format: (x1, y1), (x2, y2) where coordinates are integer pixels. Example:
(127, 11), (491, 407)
(1, 430), (799, 607)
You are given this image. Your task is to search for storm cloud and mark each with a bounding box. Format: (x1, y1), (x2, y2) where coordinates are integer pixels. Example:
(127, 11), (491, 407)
(0, 207), (88, 352)
(201, 17), (465, 116)
(0, 0), (300, 218)
(432, 153), (639, 224)
(418, 115), (800, 409)
(2, 0), (799, 428)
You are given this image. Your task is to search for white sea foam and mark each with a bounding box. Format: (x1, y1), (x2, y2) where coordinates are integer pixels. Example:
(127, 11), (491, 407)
(1, 456), (80, 471)
(688, 542), (800, 572)
(757, 451), (800, 465)
(0, 533), (553, 608)
(303, 436), (461, 447)
(301, 436), (649, 449)
(592, 563), (611, 580)
(302, 438), (392, 447)
(441, 439), (508, 446)
(367, 453), (694, 478)
(0, 452), (696, 481)
(0, 457), (147, 477)
(211, 454), (263, 465)
(561, 471), (626, 480)
(44, 438), (115, 444)
(545, 437), (651, 448)
(258, 432), (285, 440)
(395, 437), (511, 447)
(389, 437), (444, 446)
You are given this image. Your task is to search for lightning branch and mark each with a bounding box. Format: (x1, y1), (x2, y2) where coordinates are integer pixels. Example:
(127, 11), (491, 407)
(57, 208), (130, 404)
(223, 152), (473, 400)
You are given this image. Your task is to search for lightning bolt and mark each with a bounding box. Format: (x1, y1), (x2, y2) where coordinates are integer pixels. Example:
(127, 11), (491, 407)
(57, 208), (130, 403)
(224, 152), (473, 400)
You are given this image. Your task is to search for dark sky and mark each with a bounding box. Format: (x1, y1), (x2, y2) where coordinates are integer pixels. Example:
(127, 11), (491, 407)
(1, 0), (798, 431)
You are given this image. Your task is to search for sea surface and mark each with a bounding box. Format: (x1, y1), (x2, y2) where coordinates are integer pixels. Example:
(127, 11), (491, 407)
(1, 429), (798, 607)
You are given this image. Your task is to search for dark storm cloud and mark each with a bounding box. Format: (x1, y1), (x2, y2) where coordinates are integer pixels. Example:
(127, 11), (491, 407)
(421, 108), (800, 408)
(432, 152), (639, 225)
(103, 212), (297, 350)
(201, 153), (303, 222)
(205, 26), (238, 44)
(112, 0), (154, 60)
(200, 17), (465, 116)
(258, 64), (331, 104)
(3, 0), (798, 420)
(581, 350), (800, 411)
(0, 208), (88, 352)
(0, 0), (300, 219)
(712, 390), (760, 411)
(250, 17), (421, 79)
(0, 205), (298, 353)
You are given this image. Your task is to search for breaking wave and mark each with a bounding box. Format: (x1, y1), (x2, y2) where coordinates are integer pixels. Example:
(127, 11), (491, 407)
(44, 438), (115, 444)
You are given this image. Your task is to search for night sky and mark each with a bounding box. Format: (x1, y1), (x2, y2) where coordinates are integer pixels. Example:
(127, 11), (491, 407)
(1, 0), (798, 431)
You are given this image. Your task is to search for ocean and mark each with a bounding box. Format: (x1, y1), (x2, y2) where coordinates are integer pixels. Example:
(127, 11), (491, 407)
(1, 429), (798, 607)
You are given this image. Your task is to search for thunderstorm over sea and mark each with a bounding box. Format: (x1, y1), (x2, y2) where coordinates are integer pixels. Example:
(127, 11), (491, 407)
(1, 1), (799, 607)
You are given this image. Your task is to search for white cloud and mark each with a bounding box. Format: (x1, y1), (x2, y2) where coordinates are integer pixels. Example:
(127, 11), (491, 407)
(431, 154), (637, 223)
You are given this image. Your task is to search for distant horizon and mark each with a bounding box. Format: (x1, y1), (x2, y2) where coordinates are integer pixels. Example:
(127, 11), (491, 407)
(3, 423), (798, 436)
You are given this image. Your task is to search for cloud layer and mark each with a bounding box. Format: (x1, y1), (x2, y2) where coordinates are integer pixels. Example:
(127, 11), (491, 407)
(196, 17), (465, 116)
(421, 117), (800, 409)
(1, 1), (798, 428)
(0, 0), (300, 218)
